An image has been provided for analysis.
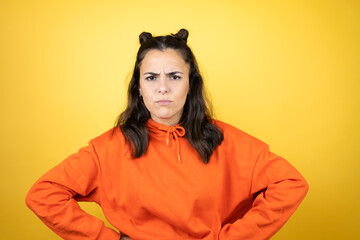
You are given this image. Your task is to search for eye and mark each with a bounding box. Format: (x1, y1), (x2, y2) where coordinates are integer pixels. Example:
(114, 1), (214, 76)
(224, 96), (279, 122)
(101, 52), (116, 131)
(170, 75), (181, 80)
(145, 75), (156, 81)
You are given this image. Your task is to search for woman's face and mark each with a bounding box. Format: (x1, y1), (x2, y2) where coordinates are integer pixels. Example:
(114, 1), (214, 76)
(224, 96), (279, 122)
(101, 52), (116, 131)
(139, 48), (190, 126)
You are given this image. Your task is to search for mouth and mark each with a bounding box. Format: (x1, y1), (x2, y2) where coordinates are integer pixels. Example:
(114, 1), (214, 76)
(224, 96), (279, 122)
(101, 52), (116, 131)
(155, 100), (172, 106)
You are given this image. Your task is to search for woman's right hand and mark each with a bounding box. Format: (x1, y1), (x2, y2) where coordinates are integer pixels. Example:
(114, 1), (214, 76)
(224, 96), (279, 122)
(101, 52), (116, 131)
(120, 234), (131, 240)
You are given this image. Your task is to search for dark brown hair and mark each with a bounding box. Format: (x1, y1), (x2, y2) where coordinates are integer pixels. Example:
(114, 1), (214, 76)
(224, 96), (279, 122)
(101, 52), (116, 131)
(115, 29), (223, 163)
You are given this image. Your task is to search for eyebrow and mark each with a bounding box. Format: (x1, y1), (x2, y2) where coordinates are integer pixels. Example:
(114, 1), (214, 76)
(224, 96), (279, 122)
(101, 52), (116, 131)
(143, 71), (184, 75)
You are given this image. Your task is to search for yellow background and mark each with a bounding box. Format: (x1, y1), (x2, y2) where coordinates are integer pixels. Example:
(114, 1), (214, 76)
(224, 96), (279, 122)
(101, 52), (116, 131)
(1, 0), (359, 239)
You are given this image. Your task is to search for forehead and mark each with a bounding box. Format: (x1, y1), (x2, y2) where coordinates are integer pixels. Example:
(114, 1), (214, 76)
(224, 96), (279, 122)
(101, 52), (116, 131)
(140, 49), (189, 71)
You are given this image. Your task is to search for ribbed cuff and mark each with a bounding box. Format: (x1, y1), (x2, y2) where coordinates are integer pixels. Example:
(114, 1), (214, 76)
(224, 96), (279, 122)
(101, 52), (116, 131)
(97, 224), (120, 240)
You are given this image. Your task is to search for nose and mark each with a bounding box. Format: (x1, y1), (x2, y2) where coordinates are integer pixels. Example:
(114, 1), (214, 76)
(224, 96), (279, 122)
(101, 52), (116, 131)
(158, 74), (169, 94)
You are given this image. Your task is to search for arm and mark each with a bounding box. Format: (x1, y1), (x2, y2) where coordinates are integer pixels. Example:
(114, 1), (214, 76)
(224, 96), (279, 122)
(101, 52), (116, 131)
(25, 141), (120, 240)
(219, 144), (309, 240)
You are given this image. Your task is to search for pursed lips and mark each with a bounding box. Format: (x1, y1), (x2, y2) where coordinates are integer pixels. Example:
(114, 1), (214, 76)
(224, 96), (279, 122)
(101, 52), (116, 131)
(155, 100), (172, 106)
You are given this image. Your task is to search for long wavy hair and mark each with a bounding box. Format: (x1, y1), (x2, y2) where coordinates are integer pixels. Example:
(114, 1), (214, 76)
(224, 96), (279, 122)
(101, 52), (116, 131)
(115, 29), (223, 163)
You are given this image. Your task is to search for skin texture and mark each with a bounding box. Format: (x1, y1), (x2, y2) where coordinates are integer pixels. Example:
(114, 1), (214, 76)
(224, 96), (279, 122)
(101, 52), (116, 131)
(139, 48), (190, 126)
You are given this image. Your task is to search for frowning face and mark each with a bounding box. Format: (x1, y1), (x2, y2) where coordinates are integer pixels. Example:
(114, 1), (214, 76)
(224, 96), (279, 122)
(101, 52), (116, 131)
(139, 48), (190, 126)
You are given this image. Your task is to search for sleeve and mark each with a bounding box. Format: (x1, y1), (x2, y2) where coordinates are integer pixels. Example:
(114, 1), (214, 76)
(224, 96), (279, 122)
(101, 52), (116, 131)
(25, 140), (120, 240)
(219, 143), (309, 240)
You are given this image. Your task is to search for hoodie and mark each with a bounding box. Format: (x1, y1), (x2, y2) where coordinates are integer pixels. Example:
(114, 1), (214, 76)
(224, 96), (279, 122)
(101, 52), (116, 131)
(26, 119), (308, 240)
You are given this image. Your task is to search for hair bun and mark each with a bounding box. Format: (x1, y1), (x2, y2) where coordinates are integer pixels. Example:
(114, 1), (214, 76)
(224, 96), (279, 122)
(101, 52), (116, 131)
(174, 29), (189, 43)
(139, 32), (152, 44)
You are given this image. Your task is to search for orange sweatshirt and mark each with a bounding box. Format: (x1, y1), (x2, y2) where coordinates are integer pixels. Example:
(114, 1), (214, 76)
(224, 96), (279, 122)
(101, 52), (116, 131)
(26, 119), (308, 240)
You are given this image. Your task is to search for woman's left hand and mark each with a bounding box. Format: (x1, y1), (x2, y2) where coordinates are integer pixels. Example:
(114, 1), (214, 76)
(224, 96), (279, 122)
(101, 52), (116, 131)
(120, 234), (131, 240)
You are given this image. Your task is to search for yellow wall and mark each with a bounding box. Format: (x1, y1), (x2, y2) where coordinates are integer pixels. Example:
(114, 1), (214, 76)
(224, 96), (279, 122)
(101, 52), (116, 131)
(1, 0), (359, 239)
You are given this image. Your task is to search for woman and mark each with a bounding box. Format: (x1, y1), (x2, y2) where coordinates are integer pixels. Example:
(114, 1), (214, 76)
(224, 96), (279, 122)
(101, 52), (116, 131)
(26, 29), (308, 240)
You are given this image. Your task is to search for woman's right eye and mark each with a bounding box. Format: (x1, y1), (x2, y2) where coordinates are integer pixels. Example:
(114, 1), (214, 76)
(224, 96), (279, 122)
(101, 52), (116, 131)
(145, 76), (156, 81)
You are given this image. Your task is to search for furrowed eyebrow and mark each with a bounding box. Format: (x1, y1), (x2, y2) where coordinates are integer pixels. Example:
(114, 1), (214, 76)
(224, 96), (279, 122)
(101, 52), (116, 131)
(143, 71), (184, 76)
(167, 71), (183, 75)
(144, 72), (159, 75)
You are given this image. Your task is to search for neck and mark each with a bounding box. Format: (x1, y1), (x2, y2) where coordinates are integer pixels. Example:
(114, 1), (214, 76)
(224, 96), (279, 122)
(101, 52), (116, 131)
(150, 117), (180, 126)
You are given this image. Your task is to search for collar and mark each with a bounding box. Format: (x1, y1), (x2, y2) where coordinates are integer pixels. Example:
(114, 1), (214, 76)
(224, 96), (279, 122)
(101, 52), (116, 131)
(146, 118), (186, 163)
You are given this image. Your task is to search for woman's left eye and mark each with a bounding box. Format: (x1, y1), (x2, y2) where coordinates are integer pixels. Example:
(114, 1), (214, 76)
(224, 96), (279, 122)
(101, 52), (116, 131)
(170, 75), (181, 80)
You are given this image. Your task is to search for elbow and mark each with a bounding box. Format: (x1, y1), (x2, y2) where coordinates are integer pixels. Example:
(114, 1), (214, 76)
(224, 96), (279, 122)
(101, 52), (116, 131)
(25, 181), (52, 214)
(295, 175), (309, 202)
(25, 184), (38, 212)
(301, 177), (309, 197)
(25, 180), (74, 218)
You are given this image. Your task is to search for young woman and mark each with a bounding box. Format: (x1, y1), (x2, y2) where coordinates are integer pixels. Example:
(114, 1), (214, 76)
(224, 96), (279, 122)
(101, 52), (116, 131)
(26, 29), (308, 240)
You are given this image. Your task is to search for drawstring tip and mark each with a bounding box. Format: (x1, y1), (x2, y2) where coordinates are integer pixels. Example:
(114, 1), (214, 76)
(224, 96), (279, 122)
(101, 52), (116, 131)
(178, 155), (181, 163)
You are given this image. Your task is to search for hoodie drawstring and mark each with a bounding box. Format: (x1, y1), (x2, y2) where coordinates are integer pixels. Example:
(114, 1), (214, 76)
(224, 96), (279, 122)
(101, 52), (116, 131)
(159, 125), (185, 162)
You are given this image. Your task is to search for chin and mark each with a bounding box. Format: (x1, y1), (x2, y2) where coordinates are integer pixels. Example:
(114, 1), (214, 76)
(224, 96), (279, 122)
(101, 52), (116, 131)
(154, 111), (172, 119)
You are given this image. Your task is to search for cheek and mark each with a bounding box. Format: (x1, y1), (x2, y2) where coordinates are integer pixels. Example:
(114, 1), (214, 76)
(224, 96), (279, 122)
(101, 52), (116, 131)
(180, 82), (190, 99)
(175, 87), (189, 110)
(140, 91), (156, 114)
(139, 82), (154, 99)
(141, 94), (153, 110)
